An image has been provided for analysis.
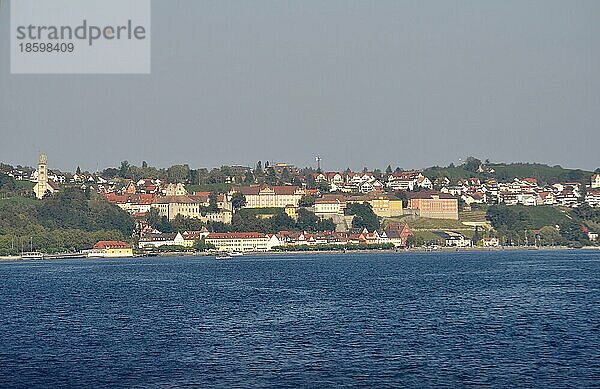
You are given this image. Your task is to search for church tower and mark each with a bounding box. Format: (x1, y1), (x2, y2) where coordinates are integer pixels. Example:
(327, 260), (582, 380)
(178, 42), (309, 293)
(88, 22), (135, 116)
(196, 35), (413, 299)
(33, 153), (49, 199)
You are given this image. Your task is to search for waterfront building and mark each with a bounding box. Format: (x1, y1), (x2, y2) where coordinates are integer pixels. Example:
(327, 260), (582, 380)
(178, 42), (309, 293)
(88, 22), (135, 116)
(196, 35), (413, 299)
(138, 232), (185, 248)
(482, 237), (500, 247)
(89, 241), (133, 258)
(205, 232), (281, 252)
(382, 224), (413, 247)
(433, 231), (472, 247)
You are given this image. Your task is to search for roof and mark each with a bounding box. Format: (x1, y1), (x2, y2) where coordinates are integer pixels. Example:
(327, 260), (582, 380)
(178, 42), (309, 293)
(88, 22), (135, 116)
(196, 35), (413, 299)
(315, 198), (343, 204)
(407, 191), (457, 200)
(181, 230), (208, 240)
(521, 178), (538, 184)
(389, 171), (422, 180)
(139, 233), (178, 242)
(93, 241), (131, 249)
(433, 231), (467, 240)
(234, 185), (303, 196)
(207, 232), (267, 239)
(152, 195), (199, 205)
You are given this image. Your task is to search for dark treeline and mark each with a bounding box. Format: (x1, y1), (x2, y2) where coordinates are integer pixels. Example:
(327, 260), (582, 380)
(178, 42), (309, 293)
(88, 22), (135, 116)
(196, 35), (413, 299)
(145, 207), (336, 235)
(0, 187), (134, 255)
(486, 204), (600, 247)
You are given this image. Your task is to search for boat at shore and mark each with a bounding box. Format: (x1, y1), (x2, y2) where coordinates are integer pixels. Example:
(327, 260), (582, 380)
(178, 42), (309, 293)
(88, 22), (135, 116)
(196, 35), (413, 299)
(215, 253), (233, 260)
(44, 252), (87, 260)
(20, 252), (44, 260)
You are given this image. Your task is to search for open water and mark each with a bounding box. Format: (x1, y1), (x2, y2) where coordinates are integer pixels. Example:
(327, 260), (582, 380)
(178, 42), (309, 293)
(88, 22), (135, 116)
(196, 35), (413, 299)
(0, 250), (599, 388)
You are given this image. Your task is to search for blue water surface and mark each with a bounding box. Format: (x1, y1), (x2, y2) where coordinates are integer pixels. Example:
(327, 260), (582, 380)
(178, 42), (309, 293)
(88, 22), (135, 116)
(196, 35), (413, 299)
(0, 250), (599, 388)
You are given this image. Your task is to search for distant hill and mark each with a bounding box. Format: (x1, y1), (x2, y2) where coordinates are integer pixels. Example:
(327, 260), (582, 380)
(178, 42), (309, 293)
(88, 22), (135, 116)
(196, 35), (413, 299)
(423, 162), (594, 185)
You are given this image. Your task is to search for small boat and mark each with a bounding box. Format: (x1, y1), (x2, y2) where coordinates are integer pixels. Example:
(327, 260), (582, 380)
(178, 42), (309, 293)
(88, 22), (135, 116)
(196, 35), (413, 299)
(20, 251), (44, 260)
(215, 254), (233, 260)
(229, 251), (244, 257)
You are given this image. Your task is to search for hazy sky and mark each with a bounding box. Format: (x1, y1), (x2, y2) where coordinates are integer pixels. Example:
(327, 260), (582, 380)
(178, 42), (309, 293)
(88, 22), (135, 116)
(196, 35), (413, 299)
(1, 0), (598, 172)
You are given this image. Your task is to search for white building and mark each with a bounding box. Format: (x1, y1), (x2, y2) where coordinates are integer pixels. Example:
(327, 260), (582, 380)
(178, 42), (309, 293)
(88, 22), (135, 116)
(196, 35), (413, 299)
(205, 232), (281, 252)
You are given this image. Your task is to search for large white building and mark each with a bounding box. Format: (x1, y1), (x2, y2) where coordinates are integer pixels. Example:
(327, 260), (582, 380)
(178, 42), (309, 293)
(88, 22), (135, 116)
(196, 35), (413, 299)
(205, 232), (281, 252)
(232, 185), (306, 208)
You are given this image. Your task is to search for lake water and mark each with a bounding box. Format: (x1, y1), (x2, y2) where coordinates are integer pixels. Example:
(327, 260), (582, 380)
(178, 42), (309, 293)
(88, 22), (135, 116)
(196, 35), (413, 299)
(0, 250), (599, 388)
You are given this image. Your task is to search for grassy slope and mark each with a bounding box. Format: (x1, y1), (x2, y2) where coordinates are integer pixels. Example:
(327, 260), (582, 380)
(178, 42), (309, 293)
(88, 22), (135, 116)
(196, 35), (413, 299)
(507, 205), (572, 229)
(0, 196), (38, 207)
(16, 181), (35, 191)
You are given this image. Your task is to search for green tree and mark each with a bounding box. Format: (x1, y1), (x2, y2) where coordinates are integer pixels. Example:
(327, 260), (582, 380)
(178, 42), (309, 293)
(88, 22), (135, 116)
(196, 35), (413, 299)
(539, 226), (562, 246)
(167, 164), (191, 183)
(146, 208), (162, 229)
(194, 237), (215, 251)
(487, 205), (531, 231)
(171, 215), (205, 232)
(296, 208), (320, 231)
(118, 161), (131, 178)
(208, 192), (219, 212)
(574, 204), (600, 221)
(232, 213), (269, 233)
(346, 202), (380, 231)
(207, 221), (231, 233)
(270, 211), (295, 232)
(315, 182), (330, 193)
(462, 157), (482, 173)
(317, 218), (336, 231)
(231, 192), (246, 211)
(243, 170), (255, 184)
(281, 168), (292, 184)
(265, 167), (277, 185)
(298, 195), (315, 207)
(255, 161), (263, 177)
(0, 173), (17, 193)
(558, 220), (587, 243)
(373, 169), (382, 180)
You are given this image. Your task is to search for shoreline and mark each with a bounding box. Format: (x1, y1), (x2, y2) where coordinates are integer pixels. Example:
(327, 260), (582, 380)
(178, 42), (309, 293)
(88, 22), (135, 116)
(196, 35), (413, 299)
(2, 245), (598, 262)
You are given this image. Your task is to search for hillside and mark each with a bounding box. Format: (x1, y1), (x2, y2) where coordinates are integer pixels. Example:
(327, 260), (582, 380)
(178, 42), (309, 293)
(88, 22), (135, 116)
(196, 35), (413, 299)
(423, 162), (594, 185)
(0, 188), (134, 255)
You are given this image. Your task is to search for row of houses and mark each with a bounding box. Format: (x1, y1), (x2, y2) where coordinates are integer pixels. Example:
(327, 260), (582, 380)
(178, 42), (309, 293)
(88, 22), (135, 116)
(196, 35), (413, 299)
(138, 225), (414, 252)
(104, 192), (233, 223)
(442, 175), (600, 208)
(313, 170), (433, 193)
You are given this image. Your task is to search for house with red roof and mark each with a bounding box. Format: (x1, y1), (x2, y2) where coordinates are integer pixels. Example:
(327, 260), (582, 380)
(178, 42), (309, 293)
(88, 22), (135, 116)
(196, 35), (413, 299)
(89, 241), (133, 258)
(591, 174), (600, 189)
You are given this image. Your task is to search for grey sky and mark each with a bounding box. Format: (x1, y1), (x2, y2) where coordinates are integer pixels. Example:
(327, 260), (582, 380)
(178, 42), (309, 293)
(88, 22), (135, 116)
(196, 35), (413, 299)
(1, 0), (598, 172)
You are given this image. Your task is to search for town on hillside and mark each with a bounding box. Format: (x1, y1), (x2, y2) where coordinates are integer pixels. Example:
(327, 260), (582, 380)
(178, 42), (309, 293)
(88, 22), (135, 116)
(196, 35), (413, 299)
(0, 155), (599, 257)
